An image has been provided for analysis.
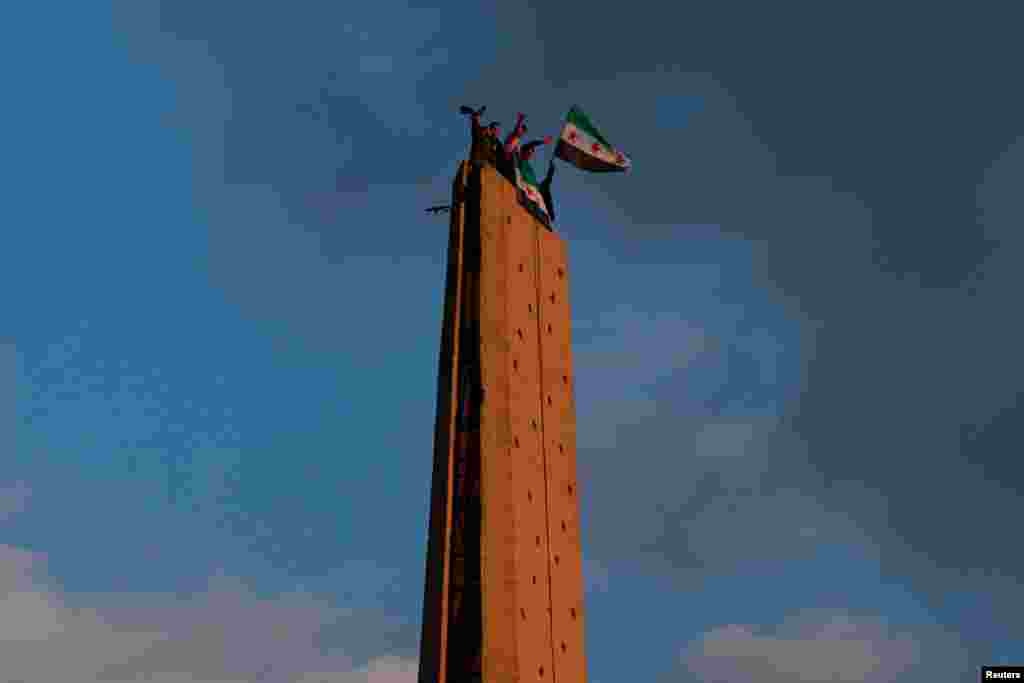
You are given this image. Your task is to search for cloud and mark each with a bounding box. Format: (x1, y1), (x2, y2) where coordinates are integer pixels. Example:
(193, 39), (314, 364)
(574, 305), (712, 378)
(296, 657), (419, 683)
(477, 1), (1024, 638)
(0, 544), (416, 683)
(0, 341), (15, 457)
(0, 481), (31, 521)
(108, 0), (489, 353)
(693, 421), (757, 458)
(683, 610), (969, 683)
(119, 0), (476, 194)
(111, 0), (1024, 650)
(563, 251), (868, 580)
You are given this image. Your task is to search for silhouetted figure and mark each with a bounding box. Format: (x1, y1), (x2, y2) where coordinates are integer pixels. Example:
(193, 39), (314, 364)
(461, 105), (496, 166)
(493, 113), (527, 182)
(485, 122), (501, 157)
(538, 160), (556, 228)
(503, 113), (528, 158)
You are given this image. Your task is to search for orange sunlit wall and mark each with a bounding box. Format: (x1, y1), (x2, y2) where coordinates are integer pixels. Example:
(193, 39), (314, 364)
(419, 162), (587, 683)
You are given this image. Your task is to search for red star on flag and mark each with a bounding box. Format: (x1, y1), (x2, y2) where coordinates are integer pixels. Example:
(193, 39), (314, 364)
(591, 143), (601, 154)
(568, 130), (578, 143)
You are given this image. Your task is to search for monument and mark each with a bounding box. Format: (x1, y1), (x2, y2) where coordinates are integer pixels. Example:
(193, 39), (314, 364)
(417, 159), (588, 683)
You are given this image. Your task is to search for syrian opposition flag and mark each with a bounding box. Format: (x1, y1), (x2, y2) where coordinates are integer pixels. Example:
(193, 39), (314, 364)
(515, 156), (550, 219)
(555, 105), (631, 172)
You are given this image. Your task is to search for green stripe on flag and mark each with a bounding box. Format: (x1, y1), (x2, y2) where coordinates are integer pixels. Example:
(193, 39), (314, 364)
(566, 106), (613, 150)
(516, 157), (549, 218)
(518, 157), (539, 187)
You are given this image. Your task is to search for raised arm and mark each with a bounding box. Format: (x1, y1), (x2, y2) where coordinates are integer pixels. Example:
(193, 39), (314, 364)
(520, 135), (553, 161)
(503, 113), (528, 156)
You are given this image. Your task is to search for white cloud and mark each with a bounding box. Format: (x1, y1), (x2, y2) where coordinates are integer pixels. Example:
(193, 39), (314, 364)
(297, 656), (418, 683)
(680, 487), (874, 570)
(0, 544), (416, 683)
(693, 421), (760, 458)
(684, 610), (967, 683)
(0, 342), (16, 456)
(575, 305), (712, 379)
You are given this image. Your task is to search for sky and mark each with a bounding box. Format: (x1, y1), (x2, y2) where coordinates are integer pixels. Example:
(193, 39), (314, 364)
(1, 1), (1022, 681)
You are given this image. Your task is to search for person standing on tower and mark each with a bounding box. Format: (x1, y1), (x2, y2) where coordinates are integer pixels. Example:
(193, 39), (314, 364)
(485, 122), (502, 163)
(493, 112), (526, 182)
(460, 105), (493, 166)
(503, 112), (527, 156)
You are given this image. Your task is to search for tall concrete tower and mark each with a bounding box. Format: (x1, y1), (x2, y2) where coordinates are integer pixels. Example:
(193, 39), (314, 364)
(418, 160), (587, 683)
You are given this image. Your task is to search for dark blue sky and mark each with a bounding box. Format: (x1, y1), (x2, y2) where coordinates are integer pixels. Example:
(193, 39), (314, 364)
(2, 1), (1022, 681)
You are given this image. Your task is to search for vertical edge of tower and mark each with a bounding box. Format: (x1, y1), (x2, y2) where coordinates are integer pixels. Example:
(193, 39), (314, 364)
(418, 161), (469, 683)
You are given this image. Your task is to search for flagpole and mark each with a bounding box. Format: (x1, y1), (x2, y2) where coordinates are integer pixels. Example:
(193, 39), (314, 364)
(548, 106), (570, 170)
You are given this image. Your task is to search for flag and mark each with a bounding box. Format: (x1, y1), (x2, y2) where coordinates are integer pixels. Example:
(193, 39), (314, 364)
(515, 156), (550, 219)
(555, 105), (631, 172)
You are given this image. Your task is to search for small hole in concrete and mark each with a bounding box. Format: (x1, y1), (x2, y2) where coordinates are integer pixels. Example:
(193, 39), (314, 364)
(547, 395), (552, 406)
(519, 263), (524, 272)
(567, 484), (574, 496)
(549, 293), (556, 304)
(570, 607), (577, 620)
(507, 216), (512, 224)
(539, 666), (545, 677)
(547, 324), (553, 334)
(531, 419), (537, 430)
(535, 535), (541, 546)
(532, 575), (537, 585)
(528, 303), (533, 313)
(561, 642), (567, 653)
(561, 521), (567, 532)
(514, 436), (520, 448)
(557, 267), (564, 279)
(517, 329), (524, 340)
(521, 608), (527, 619)
(527, 490), (533, 502)
(513, 358), (519, 371)
(554, 555), (560, 566)
(562, 374), (568, 384)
